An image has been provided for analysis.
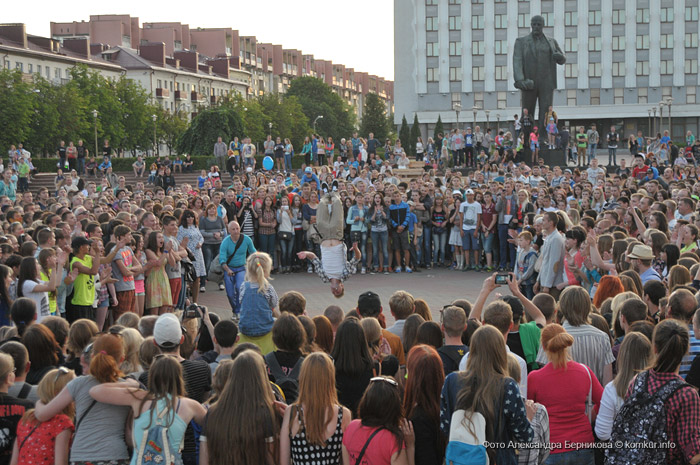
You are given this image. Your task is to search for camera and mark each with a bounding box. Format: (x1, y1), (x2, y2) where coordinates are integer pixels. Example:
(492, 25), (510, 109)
(184, 304), (206, 319)
(495, 273), (509, 285)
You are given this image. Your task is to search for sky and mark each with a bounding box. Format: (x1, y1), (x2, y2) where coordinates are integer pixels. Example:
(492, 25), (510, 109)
(4, 0), (395, 80)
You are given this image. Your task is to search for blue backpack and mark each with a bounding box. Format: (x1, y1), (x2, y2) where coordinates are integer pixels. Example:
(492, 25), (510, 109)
(445, 410), (489, 465)
(134, 403), (182, 465)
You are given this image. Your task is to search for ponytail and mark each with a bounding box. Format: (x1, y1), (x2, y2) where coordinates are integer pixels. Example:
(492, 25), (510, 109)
(540, 324), (574, 370)
(653, 319), (689, 373)
(89, 334), (124, 383)
(245, 252), (272, 293)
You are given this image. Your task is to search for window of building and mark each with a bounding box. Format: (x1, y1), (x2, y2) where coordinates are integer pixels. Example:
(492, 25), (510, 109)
(472, 41), (484, 55)
(565, 37), (577, 52)
(589, 37), (602, 51)
(495, 40), (508, 54)
(449, 42), (462, 56)
(474, 92), (484, 108)
(661, 7), (674, 22)
(55, 68), (61, 79)
(636, 61), (650, 75)
(472, 15), (484, 29)
(426, 17), (438, 31)
(662, 87), (672, 99)
(45, 66), (50, 78)
(472, 66), (485, 81)
(448, 0), (459, 3)
(612, 62), (625, 76)
(565, 63), (578, 78)
(427, 42), (439, 57)
(449, 16), (461, 30)
(636, 35), (650, 49)
(3, 60), (8, 70)
(588, 63), (602, 77)
(591, 88), (601, 105)
(495, 14), (507, 29)
(567, 89), (577, 106)
(589, 11), (602, 25)
(614, 88), (624, 105)
(686, 59), (699, 74)
(15, 62), (23, 72)
(427, 67), (438, 82)
(425, 0), (437, 5)
(157, 79), (162, 88)
(660, 60), (673, 75)
(612, 9), (625, 24)
(36, 65), (40, 75)
(541, 13), (553, 26)
(495, 66), (507, 80)
(660, 34), (674, 49)
(688, 87), (696, 104)
(687, 33), (699, 47)
(497, 92), (507, 108)
(449, 67), (462, 81)
(612, 36), (626, 51)
(636, 8), (650, 23)
(686, 7), (699, 21)
(638, 87), (648, 104)
(27, 64), (32, 73)
(518, 13), (530, 28)
(565, 11), (578, 26)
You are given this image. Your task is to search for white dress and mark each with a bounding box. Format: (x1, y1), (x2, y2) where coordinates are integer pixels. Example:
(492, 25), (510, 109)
(177, 225), (206, 277)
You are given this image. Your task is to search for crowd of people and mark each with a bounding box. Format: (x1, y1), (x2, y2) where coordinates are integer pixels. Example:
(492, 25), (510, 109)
(0, 123), (698, 465)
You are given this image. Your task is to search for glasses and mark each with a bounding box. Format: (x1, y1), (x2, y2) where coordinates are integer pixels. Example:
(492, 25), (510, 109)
(370, 376), (398, 387)
(54, 366), (71, 383)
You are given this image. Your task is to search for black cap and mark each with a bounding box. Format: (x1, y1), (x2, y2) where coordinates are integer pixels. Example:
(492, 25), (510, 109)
(357, 291), (381, 317)
(71, 236), (92, 250)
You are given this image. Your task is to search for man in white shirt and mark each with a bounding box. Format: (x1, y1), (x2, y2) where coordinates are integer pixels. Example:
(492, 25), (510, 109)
(586, 158), (606, 182)
(535, 211), (566, 299)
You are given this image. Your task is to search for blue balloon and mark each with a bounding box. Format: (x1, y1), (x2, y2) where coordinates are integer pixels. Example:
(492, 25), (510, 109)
(263, 156), (274, 171)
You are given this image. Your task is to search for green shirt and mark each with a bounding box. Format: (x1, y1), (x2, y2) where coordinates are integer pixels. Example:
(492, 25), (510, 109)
(70, 255), (95, 306)
(18, 163), (29, 177)
(576, 133), (588, 148)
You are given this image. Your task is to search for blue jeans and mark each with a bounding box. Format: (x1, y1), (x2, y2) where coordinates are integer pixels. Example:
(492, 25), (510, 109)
(371, 230), (389, 268)
(201, 243), (220, 285)
(351, 231), (367, 268)
(422, 226), (432, 265)
(77, 158), (85, 175)
(432, 230), (447, 264)
(224, 266), (246, 315)
(498, 224), (516, 269)
(284, 154), (293, 172)
(259, 234), (276, 261)
(279, 234), (293, 268)
(544, 449), (594, 465)
(588, 143), (597, 162)
(608, 147), (617, 165)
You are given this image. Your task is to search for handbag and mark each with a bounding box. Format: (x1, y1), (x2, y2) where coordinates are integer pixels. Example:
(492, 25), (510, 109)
(207, 235), (245, 283)
(580, 362), (595, 424)
(277, 231), (293, 241)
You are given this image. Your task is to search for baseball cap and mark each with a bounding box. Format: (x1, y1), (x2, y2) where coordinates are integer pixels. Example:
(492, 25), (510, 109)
(564, 169), (572, 174)
(452, 190), (462, 196)
(357, 291), (381, 317)
(305, 167), (313, 173)
(153, 314), (183, 349)
(71, 236), (92, 250)
(465, 189), (475, 195)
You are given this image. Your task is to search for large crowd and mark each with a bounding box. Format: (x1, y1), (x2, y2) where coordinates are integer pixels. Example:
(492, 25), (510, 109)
(0, 122), (697, 465)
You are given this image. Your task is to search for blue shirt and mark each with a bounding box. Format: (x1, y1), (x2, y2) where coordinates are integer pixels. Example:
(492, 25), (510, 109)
(219, 234), (256, 268)
(465, 133), (473, 147)
(300, 173), (320, 190)
(407, 212), (418, 233)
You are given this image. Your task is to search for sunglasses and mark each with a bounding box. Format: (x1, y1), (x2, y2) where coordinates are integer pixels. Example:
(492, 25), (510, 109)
(370, 376), (398, 387)
(54, 366), (71, 383)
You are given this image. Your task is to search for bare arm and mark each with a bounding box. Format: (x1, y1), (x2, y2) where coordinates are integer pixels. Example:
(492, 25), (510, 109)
(34, 387), (73, 422)
(279, 406), (292, 465)
(469, 273), (498, 322)
(54, 428), (72, 465)
(507, 274), (546, 326)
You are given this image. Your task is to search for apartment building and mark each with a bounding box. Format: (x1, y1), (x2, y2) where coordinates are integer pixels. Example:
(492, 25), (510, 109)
(395, 0), (700, 141)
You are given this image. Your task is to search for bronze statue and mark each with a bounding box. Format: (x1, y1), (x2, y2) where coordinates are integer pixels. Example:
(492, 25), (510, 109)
(513, 15), (566, 137)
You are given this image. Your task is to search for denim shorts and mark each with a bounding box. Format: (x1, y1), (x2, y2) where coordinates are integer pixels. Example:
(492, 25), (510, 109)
(481, 232), (495, 253)
(461, 230), (481, 250)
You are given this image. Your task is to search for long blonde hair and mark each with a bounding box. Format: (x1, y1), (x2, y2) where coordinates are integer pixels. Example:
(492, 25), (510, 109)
(294, 353), (338, 447)
(245, 252), (273, 293)
(23, 367), (76, 424)
(613, 332), (652, 398)
(119, 328), (143, 374)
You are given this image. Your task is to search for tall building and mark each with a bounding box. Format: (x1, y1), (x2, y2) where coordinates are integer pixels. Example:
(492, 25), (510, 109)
(395, 0), (700, 141)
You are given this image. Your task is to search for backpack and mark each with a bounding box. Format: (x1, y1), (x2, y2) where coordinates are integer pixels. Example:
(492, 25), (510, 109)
(445, 410), (489, 465)
(605, 370), (686, 465)
(265, 352), (304, 404)
(134, 402), (182, 465)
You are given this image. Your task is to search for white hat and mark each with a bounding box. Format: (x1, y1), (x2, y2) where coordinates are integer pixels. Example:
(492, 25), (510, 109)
(153, 314), (183, 349)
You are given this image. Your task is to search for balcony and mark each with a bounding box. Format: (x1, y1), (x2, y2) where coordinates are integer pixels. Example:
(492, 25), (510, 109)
(156, 88), (170, 98)
(191, 91), (202, 102)
(174, 90), (184, 100)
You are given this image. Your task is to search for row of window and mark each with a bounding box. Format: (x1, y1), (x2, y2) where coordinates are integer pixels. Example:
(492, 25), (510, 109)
(426, 7), (699, 31)
(5, 60), (62, 80)
(427, 59), (699, 82)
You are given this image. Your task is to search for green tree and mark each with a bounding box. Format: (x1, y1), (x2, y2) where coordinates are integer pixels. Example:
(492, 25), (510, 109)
(360, 93), (387, 141)
(0, 69), (36, 154)
(176, 106), (245, 156)
(116, 77), (155, 154)
(433, 115), (444, 144)
(286, 76), (356, 140)
(27, 77), (61, 157)
(398, 115), (410, 156)
(409, 114), (421, 158)
(156, 107), (188, 155)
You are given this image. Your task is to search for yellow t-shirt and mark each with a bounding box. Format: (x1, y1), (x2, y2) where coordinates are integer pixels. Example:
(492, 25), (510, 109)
(39, 270), (56, 316)
(70, 255), (95, 306)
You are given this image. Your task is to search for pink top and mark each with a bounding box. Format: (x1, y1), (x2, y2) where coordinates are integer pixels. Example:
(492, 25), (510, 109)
(342, 420), (403, 465)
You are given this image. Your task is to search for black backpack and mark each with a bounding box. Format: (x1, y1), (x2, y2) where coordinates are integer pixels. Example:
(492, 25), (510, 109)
(605, 370), (686, 465)
(265, 353), (304, 404)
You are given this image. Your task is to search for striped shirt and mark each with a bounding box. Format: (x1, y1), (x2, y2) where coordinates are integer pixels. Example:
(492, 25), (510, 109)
(680, 328), (700, 379)
(536, 322), (615, 383)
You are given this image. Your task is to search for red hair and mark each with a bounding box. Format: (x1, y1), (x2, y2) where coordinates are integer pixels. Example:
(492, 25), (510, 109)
(593, 275), (624, 310)
(403, 345), (445, 426)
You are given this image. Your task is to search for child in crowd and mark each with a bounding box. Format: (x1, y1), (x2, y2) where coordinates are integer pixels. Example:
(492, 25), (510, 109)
(237, 252), (280, 355)
(546, 117), (558, 149)
(515, 231), (538, 299)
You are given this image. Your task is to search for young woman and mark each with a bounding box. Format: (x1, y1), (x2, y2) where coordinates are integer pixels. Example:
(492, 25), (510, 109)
(89, 355), (207, 465)
(301, 137), (313, 166)
(11, 366), (75, 465)
(290, 195), (305, 271)
(144, 231), (174, 315)
(276, 196), (295, 274)
(369, 193), (390, 274)
(430, 194), (448, 268)
(35, 333), (133, 465)
(177, 209), (206, 303)
(257, 196), (278, 267)
(280, 353), (352, 465)
(17, 254), (65, 323)
(200, 350), (279, 465)
(199, 203), (227, 292)
(22, 324), (60, 385)
(131, 233), (147, 317)
(403, 345), (445, 465)
(331, 318), (375, 417)
(448, 195), (463, 270)
(0, 264), (13, 327)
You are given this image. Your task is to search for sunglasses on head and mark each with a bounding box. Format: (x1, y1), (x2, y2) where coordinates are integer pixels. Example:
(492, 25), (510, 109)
(370, 376), (398, 387)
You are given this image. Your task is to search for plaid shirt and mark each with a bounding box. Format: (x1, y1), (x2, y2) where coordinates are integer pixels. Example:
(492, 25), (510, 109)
(627, 370), (700, 463)
(311, 256), (359, 283)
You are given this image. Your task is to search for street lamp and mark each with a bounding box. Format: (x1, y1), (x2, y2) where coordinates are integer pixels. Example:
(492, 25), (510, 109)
(472, 106), (479, 130)
(452, 102), (461, 129)
(659, 102), (665, 133)
(91, 110), (98, 159)
(152, 114), (157, 157)
(647, 109), (652, 136)
(666, 97), (673, 138)
(313, 115), (323, 133)
(484, 109), (490, 130)
(268, 122), (272, 137)
(497, 113), (501, 132)
(652, 107), (657, 135)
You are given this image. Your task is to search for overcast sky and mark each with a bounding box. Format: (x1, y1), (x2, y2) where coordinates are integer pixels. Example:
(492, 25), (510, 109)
(5, 0), (395, 80)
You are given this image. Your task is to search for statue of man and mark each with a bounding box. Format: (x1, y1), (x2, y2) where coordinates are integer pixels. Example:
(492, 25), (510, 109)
(513, 15), (566, 137)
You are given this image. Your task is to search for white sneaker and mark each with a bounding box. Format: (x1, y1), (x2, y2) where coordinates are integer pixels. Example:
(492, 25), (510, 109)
(307, 265), (313, 274)
(200, 286), (206, 293)
(361, 267), (366, 274)
(218, 283), (225, 291)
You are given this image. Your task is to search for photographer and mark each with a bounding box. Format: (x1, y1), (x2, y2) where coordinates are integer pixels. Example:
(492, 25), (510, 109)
(236, 195), (257, 239)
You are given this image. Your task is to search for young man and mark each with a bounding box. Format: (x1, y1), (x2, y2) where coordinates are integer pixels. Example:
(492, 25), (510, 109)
(459, 189), (482, 271)
(219, 221), (256, 318)
(534, 211), (567, 298)
(209, 319), (239, 375)
(69, 237), (101, 323)
(386, 290), (415, 344)
(389, 190), (412, 273)
(437, 306), (468, 376)
(111, 225), (137, 319)
(355, 291), (405, 365)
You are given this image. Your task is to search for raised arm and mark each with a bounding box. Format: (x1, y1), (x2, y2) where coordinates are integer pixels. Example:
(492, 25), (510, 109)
(507, 274), (546, 327)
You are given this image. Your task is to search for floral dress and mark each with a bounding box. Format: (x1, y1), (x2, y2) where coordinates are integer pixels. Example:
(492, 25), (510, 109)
(177, 225), (206, 277)
(15, 414), (74, 465)
(145, 253), (172, 309)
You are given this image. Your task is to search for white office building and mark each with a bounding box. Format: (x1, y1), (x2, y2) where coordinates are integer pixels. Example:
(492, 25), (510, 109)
(395, 0), (700, 142)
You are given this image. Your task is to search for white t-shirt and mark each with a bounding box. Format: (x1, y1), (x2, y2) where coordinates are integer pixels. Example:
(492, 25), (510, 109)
(320, 243), (346, 279)
(460, 201), (482, 230)
(21, 280), (51, 322)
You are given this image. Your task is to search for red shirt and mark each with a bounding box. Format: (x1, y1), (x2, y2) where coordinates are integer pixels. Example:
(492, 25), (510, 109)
(342, 420), (403, 465)
(16, 414), (74, 464)
(481, 202), (497, 231)
(528, 361), (603, 453)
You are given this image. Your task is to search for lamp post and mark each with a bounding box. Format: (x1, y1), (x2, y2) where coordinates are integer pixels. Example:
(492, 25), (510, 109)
(472, 106), (478, 130)
(268, 122), (272, 137)
(666, 97), (673, 138)
(152, 114), (157, 157)
(91, 110), (98, 159)
(452, 102), (461, 129)
(652, 107), (657, 135)
(313, 115), (323, 133)
(497, 113), (501, 132)
(648, 109), (652, 136)
(485, 109), (490, 130)
(659, 102), (665, 133)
